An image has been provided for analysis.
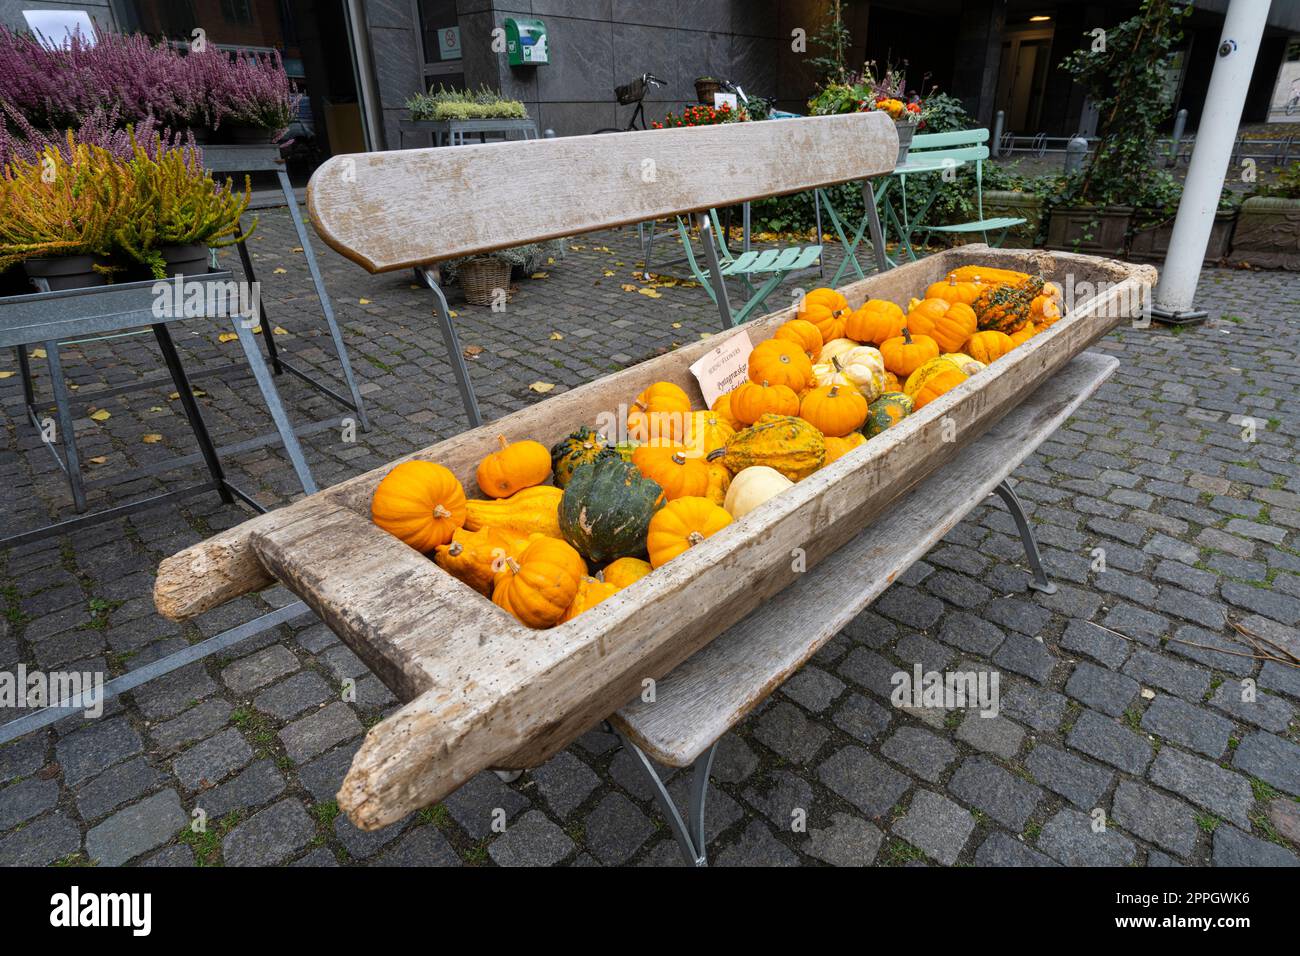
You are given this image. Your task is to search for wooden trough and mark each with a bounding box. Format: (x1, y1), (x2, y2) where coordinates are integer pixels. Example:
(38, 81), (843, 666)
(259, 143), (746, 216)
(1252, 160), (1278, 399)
(155, 246), (1153, 830)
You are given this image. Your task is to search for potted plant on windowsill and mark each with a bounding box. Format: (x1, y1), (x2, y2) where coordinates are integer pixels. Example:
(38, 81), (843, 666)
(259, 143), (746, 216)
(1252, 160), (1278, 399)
(1046, 0), (1189, 257)
(1228, 161), (1300, 270)
(406, 85), (528, 123)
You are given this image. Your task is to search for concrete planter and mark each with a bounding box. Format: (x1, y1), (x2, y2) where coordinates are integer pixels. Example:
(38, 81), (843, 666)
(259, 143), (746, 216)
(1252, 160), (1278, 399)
(1045, 205), (1133, 257)
(980, 190), (1043, 248)
(1128, 209), (1237, 264)
(1228, 196), (1300, 270)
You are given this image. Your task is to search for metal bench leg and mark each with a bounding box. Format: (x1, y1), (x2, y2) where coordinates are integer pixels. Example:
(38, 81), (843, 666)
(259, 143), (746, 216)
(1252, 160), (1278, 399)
(861, 180), (891, 274)
(992, 479), (1056, 595)
(614, 727), (716, 867)
(417, 267), (483, 429)
(153, 325), (235, 506)
(696, 213), (735, 331)
(41, 339), (88, 513)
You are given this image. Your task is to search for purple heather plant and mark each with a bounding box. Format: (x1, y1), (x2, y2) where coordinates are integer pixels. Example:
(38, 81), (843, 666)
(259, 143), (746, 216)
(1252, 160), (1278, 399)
(0, 105), (200, 168)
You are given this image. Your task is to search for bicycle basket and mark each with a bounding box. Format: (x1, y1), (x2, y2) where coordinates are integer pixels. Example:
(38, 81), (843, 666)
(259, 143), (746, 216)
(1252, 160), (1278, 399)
(616, 77), (647, 105)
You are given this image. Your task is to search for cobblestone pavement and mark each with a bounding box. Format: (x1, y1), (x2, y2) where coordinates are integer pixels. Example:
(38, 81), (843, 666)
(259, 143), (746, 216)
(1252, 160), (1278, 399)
(2, 205), (1298, 867)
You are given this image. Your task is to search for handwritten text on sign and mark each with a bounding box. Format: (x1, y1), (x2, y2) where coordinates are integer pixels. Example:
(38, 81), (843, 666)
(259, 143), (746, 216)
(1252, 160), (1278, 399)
(690, 332), (753, 408)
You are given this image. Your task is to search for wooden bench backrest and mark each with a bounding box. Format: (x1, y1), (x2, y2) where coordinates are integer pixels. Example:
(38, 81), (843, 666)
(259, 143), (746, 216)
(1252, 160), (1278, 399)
(306, 112), (897, 273)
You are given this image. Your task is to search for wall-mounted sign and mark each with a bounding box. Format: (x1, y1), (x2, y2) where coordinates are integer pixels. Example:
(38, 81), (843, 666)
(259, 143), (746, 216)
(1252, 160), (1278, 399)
(505, 17), (548, 66)
(437, 26), (462, 60)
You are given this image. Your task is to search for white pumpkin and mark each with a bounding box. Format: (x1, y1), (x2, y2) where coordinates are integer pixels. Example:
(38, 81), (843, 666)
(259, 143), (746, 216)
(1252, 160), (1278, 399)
(812, 345), (888, 402)
(723, 466), (794, 519)
(816, 337), (860, 365)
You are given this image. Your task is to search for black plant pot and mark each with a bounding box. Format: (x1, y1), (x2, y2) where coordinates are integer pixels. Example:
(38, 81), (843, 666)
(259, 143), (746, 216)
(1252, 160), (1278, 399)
(224, 123), (274, 145)
(160, 244), (211, 278)
(22, 255), (109, 292)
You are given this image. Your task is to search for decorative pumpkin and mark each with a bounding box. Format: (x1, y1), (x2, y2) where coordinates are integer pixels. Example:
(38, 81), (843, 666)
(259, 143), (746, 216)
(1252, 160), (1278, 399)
(646, 496), (733, 569)
(748, 339), (813, 392)
(904, 298), (978, 353)
(721, 413), (826, 482)
(704, 457), (732, 506)
(773, 318), (824, 361)
(628, 380), (691, 443)
(947, 265), (1030, 285)
(800, 384), (868, 437)
(476, 434), (551, 498)
(711, 389), (742, 431)
(940, 352), (987, 376)
(371, 461), (467, 552)
(1031, 293), (1061, 325)
(730, 379), (800, 425)
(560, 575), (621, 622)
(723, 465), (793, 518)
(434, 526), (530, 595)
(879, 327), (939, 378)
(811, 345), (887, 402)
(823, 432), (867, 466)
(924, 273), (986, 305)
(963, 330), (1016, 364)
(1010, 322), (1040, 345)
(798, 288), (850, 342)
(817, 337), (861, 365)
(844, 298), (906, 345)
(491, 535), (587, 629)
(972, 275), (1043, 333)
(550, 426), (618, 489)
(602, 556), (653, 589)
(632, 444), (711, 501)
(680, 410), (734, 459)
(864, 392), (914, 437)
(904, 356), (969, 409)
(883, 371), (901, 392)
(558, 457), (663, 564)
(465, 485), (564, 538)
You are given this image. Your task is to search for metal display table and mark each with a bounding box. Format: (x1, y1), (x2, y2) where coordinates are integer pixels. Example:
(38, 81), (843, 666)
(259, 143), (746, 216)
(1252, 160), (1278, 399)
(397, 118), (539, 149)
(1, 272), (317, 547)
(201, 144), (370, 431)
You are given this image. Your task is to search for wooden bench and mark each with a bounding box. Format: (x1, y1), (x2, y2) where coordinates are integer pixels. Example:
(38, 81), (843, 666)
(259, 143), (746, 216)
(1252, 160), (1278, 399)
(605, 351), (1116, 865)
(306, 113), (898, 428)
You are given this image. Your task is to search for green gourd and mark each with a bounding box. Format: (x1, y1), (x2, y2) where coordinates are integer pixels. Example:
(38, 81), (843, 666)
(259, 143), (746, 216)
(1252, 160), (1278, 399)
(550, 426), (618, 489)
(864, 392), (914, 437)
(559, 458), (664, 564)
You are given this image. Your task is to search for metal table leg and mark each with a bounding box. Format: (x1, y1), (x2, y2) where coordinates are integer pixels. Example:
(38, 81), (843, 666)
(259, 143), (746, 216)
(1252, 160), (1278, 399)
(993, 479), (1057, 594)
(152, 325), (234, 506)
(40, 338), (88, 512)
(231, 316), (318, 495)
(614, 727), (718, 867)
(417, 267), (483, 429)
(696, 213), (735, 331)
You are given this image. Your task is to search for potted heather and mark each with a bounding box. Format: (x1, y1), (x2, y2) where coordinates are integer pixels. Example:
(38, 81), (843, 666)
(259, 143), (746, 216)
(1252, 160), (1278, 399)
(205, 49), (300, 143)
(406, 85), (527, 122)
(1047, 0), (1189, 256)
(1229, 162), (1300, 270)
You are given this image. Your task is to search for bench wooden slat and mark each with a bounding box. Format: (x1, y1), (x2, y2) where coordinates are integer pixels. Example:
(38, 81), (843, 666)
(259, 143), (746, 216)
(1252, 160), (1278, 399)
(306, 113), (898, 273)
(609, 352), (1118, 767)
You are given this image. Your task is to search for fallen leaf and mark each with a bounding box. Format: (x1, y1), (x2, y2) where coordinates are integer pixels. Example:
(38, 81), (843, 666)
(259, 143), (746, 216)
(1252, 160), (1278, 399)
(700, 332), (713, 339)
(0, 371), (13, 379)
(359, 298), (371, 305)
(603, 270), (616, 277)
(89, 409), (111, 422)
(637, 288), (662, 299)
(291, 246), (303, 253)
(272, 326), (288, 335)
(463, 345), (483, 358)
(549, 332), (563, 341)
(88, 456), (107, 465)
(671, 322), (682, 329)
(149, 406), (164, 412)
(547, 257), (555, 265)
(448, 310), (458, 318)
(142, 433), (163, 444)
(528, 381), (555, 393)
(530, 272), (549, 280)
(31, 348), (46, 359)
(621, 284), (638, 292)
(218, 332), (238, 343)
(272, 268), (287, 275)
(409, 283), (422, 290)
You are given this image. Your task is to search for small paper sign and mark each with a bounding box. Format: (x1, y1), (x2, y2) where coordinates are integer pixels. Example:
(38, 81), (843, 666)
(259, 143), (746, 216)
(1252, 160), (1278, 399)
(713, 92), (738, 110)
(689, 331), (753, 409)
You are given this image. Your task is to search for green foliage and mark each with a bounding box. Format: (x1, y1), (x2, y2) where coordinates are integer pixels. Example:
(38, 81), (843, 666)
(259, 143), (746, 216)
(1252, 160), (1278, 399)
(1258, 161), (1300, 199)
(808, 0), (852, 84)
(1058, 0), (1191, 207)
(918, 92), (974, 134)
(746, 182), (865, 235)
(407, 85), (527, 122)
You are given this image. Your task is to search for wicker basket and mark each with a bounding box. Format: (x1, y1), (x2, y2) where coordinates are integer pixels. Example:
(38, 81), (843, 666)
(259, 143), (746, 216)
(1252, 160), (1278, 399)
(458, 257), (512, 306)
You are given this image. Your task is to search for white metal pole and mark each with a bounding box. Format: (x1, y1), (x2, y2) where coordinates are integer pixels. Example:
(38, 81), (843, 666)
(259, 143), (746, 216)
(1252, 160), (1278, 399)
(1154, 0), (1271, 317)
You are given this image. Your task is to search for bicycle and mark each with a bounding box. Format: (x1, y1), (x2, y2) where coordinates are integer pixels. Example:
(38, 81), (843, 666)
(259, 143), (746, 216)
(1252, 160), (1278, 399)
(592, 73), (665, 133)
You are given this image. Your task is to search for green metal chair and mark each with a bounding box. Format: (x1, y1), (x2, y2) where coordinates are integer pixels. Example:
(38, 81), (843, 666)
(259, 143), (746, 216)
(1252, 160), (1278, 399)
(676, 209), (822, 330)
(911, 128), (1026, 247)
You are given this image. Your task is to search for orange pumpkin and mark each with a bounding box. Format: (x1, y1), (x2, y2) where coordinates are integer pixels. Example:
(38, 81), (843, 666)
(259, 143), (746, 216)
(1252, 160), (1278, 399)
(680, 410), (734, 459)
(560, 576), (621, 622)
(748, 338), (813, 392)
(602, 556), (652, 589)
(963, 330), (1016, 364)
(798, 287), (851, 342)
(924, 273), (985, 305)
(730, 379), (800, 425)
(883, 371), (901, 392)
(1031, 293), (1062, 325)
(434, 526), (530, 595)
(711, 389), (742, 431)
(628, 381), (691, 444)
(905, 298), (978, 353)
(844, 298), (906, 344)
(491, 536), (587, 629)
(476, 434), (552, 498)
(1010, 322), (1040, 346)
(823, 432), (867, 466)
(632, 444), (711, 501)
(645, 496), (733, 568)
(904, 357), (969, 410)
(772, 318), (824, 361)
(799, 384), (868, 437)
(371, 461), (467, 552)
(879, 328), (940, 378)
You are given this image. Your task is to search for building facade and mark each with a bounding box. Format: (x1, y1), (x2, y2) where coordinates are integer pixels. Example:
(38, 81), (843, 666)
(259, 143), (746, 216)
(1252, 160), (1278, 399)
(2, 0), (1297, 166)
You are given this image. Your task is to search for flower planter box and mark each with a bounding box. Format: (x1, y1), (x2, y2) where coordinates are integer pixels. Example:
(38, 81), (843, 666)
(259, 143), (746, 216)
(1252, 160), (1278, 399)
(1227, 196), (1300, 270)
(979, 190), (1043, 248)
(1044, 205), (1133, 257)
(155, 244), (1153, 830)
(1128, 209), (1236, 265)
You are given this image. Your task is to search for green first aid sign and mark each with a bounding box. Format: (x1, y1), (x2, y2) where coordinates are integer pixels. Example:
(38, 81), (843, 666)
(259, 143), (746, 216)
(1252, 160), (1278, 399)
(505, 18), (549, 66)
